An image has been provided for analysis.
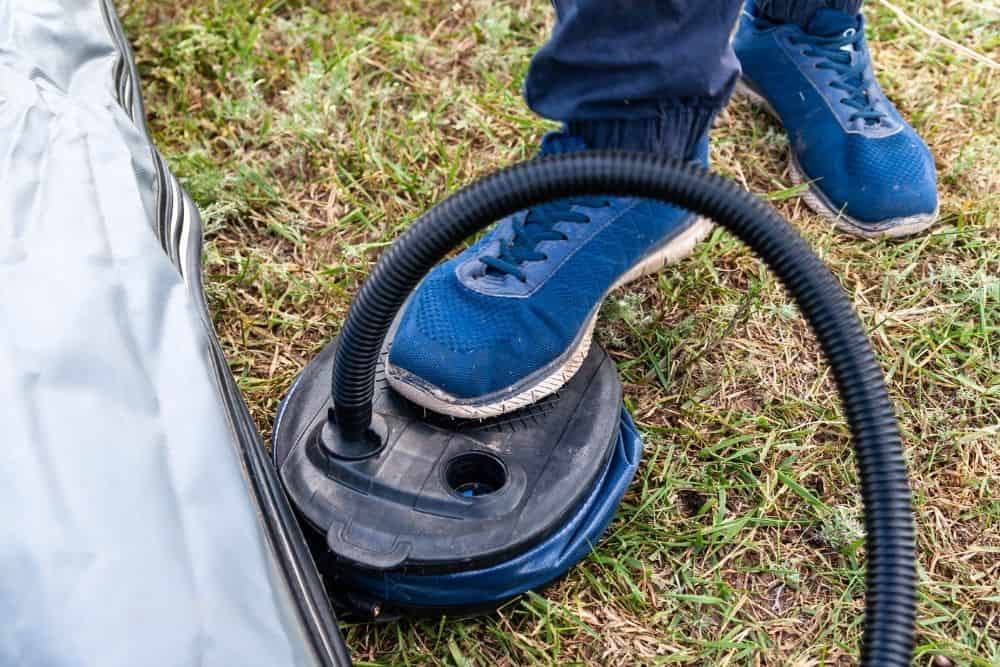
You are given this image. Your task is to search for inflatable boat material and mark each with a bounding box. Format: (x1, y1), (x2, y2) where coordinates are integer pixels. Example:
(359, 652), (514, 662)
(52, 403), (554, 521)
(0, 2), (349, 665)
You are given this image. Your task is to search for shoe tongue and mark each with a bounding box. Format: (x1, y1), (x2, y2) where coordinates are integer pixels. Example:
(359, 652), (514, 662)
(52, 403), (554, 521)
(805, 8), (859, 37)
(538, 132), (588, 157)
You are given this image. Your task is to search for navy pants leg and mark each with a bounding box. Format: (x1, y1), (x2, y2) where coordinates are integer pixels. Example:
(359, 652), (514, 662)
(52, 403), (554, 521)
(757, 0), (863, 26)
(525, 0), (864, 159)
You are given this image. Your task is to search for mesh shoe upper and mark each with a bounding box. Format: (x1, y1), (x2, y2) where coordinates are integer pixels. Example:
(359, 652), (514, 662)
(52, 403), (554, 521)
(734, 6), (937, 226)
(387, 132), (704, 399)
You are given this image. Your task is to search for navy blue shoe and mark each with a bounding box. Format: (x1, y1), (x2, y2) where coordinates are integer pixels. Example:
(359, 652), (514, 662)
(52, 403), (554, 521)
(734, 6), (938, 238)
(386, 132), (711, 418)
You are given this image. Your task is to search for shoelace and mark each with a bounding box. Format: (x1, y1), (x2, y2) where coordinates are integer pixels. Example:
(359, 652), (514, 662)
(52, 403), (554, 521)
(480, 197), (611, 281)
(788, 26), (885, 124)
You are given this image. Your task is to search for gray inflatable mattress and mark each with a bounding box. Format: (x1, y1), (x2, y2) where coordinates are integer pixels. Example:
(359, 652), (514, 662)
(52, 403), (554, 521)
(0, 1), (349, 665)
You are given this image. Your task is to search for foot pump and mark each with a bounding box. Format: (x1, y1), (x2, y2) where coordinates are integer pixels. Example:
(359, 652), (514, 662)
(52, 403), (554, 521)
(274, 153), (916, 665)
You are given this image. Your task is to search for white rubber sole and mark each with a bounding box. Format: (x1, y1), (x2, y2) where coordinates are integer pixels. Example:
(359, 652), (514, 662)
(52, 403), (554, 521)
(734, 80), (938, 240)
(385, 217), (713, 419)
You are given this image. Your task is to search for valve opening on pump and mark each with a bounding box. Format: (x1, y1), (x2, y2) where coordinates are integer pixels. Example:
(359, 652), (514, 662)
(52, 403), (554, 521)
(445, 452), (507, 497)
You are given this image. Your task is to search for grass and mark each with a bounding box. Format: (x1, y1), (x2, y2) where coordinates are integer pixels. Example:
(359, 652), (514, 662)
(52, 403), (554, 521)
(122, 0), (998, 664)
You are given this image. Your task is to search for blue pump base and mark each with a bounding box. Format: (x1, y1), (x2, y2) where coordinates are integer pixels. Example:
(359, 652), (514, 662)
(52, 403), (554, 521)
(274, 331), (643, 617)
(328, 408), (642, 616)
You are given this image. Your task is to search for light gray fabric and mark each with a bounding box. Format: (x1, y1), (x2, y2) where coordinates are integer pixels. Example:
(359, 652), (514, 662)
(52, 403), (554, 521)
(0, 2), (318, 665)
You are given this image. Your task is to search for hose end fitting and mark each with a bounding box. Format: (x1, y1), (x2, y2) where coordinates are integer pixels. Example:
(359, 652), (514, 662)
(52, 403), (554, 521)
(322, 408), (386, 460)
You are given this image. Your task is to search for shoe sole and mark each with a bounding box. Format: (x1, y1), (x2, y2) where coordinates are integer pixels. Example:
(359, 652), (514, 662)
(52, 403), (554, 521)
(734, 80), (938, 240)
(386, 216), (713, 419)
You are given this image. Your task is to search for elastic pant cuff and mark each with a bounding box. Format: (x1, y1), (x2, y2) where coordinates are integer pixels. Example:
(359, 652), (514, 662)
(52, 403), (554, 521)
(566, 102), (716, 160)
(756, 0), (863, 27)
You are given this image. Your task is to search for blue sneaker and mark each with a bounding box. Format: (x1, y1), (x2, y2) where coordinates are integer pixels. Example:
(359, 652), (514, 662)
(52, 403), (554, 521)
(734, 6), (938, 238)
(385, 132), (712, 418)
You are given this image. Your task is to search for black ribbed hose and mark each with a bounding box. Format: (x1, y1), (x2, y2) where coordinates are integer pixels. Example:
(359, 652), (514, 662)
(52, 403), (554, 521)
(330, 152), (915, 664)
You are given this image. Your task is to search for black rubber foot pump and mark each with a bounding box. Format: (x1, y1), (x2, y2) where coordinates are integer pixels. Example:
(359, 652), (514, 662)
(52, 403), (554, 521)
(274, 153), (917, 665)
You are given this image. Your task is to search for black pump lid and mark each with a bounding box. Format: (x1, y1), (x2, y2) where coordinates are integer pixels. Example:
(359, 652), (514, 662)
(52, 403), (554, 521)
(274, 334), (623, 573)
